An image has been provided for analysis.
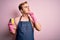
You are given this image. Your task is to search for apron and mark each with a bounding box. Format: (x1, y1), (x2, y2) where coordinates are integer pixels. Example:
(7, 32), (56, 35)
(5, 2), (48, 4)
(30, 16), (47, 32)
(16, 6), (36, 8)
(15, 16), (34, 40)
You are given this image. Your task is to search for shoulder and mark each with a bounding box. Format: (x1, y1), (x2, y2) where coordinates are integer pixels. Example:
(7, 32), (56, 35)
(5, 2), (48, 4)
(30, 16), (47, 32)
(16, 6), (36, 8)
(14, 16), (21, 25)
(15, 16), (20, 21)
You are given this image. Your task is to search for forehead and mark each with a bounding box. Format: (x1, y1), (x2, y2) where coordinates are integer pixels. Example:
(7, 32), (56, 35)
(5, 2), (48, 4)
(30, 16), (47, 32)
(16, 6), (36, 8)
(22, 3), (29, 7)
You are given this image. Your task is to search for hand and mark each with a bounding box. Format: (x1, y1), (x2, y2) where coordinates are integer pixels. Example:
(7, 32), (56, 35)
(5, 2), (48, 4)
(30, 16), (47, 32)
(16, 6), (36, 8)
(8, 22), (16, 34)
(29, 12), (37, 23)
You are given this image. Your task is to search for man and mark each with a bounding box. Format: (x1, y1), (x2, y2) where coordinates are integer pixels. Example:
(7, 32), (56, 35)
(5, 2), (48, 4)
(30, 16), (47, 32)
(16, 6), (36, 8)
(8, 1), (41, 40)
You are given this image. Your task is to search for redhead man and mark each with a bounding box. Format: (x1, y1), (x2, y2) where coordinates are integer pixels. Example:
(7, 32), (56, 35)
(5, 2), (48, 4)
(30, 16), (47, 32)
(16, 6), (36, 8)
(8, 1), (41, 40)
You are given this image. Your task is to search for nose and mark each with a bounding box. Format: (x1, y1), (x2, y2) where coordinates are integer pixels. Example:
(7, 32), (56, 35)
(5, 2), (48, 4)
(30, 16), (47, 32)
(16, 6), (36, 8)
(28, 7), (30, 11)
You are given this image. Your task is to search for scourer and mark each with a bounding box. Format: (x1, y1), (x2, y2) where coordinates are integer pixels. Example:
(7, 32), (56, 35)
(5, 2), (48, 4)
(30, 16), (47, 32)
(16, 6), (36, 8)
(11, 18), (14, 24)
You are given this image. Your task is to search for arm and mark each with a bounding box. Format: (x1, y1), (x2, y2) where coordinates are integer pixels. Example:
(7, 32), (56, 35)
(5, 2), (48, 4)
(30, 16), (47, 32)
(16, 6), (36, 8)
(8, 18), (17, 35)
(33, 21), (41, 31)
(8, 16), (22, 35)
(29, 12), (41, 31)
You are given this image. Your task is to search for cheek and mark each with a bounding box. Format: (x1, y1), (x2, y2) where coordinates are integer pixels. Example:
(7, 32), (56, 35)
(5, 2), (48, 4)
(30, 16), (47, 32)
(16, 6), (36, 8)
(25, 8), (28, 11)
(24, 9), (29, 12)
(23, 8), (29, 13)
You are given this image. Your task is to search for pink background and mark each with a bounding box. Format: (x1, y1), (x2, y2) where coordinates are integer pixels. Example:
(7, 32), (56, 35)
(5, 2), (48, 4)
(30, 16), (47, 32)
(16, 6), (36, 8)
(0, 0), (60, 40)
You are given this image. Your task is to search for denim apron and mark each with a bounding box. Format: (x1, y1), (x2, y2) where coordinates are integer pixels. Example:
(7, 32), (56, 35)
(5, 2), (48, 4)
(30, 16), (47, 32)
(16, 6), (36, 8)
(16, 16), (34, 40)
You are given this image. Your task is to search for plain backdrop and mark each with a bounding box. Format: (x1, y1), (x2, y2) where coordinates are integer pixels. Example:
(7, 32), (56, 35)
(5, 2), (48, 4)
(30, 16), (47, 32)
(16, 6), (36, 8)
(0, 0), (60, 40)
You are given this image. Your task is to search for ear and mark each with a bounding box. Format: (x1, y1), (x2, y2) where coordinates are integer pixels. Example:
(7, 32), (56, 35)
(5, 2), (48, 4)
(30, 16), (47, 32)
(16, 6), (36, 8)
(20, 9), (23, 13)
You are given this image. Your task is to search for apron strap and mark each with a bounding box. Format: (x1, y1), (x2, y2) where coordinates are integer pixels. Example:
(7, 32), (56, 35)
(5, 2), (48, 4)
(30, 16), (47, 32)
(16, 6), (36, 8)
(20, 16), (22, 21)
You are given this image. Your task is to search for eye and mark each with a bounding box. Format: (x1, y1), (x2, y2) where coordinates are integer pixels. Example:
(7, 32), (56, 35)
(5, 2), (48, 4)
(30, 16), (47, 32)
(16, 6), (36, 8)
(25, 6), (29, 8)
(25, 6), (28, 8)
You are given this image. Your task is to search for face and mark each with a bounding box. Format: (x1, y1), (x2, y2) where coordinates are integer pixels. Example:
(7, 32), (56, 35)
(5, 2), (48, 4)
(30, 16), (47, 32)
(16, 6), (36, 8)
(21, 3), (30, 14)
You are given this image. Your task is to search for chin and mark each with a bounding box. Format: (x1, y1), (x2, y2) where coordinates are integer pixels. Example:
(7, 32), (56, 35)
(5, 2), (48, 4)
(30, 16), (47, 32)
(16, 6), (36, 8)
(26, 13), (28, 14)
(26, 12), (29, 14)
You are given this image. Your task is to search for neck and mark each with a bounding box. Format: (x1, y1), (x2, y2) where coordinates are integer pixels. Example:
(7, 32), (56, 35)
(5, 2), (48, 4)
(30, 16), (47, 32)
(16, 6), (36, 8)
(22, 13), (28, 17)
